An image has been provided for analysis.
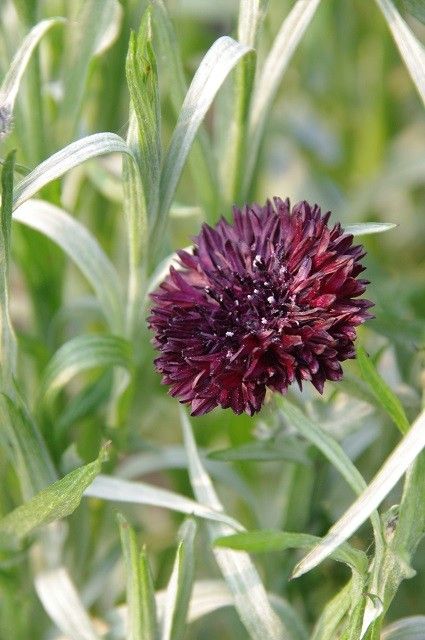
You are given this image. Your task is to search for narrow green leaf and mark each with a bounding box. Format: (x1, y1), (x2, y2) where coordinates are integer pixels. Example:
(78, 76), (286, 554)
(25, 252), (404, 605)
(161, 519), (197, 640)
(41, 334), (132, 401)
(375, 0), (425, 104)
(357, 347), (410, 434)
(126, 10), (161, 220)
(179, 408), (287, 640)
(155, 36), (251, 252)
(12, 132), (138, 210)
(84, 475), (243, 531)
(311, 581), (353, 640)
(13, 199), (124, 333)
(292, 408), (425, 580)
(244, 0), (322, 194)
(382, 616), (425, 639)
(0, 444), (108, 547)
(58, 0), (122, 138)
(118, 514), (158, 640)
(215, 530), (368, 575)
(402, 0), (425, 23)
(35, 567), (100, 640)
(208, 438), (310, 464)
(0, 18), (65, 115)
(344, 222), (397, 236)
(238, 0), (269, 47)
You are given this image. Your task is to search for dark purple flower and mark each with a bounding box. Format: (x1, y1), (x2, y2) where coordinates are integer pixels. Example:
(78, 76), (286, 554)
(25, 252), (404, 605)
(148, 198), (373, 416)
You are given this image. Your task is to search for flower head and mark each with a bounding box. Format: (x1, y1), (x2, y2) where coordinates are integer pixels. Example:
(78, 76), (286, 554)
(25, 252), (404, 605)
(148, 198), (373, 416)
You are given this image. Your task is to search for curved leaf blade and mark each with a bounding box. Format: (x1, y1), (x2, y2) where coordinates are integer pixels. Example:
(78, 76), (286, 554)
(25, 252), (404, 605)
(344, 222), (397, 236)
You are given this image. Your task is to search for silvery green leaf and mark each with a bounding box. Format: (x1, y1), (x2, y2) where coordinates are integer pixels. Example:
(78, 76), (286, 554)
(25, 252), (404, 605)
(244, 0), (322, 192)
(161, 519), (196, 640)
(156, 36), (251, 249)
(41, 335), (132, 401)
(13, 199), (124, 333)
(375, 0), (425, 104)
(35, 567), (100, 640)
(292, 408), (425, 579)
(238, 0), (269, 46)
(13, 133), (137, 210)
(344, 222), (397, 236)
(84, 474), (242, 530)
(180, 409), (287, 640)
(0, 18), (65, 115)
(381, 616), (425, 639)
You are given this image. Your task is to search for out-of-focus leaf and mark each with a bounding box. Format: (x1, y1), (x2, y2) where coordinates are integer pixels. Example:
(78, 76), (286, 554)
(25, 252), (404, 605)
(0, 444), (108, 548)
(292, 408), (425, 579)
(357, 347), (410, 434)
(402, 0), (425, 23)
(208, 438), (310, 464)
(381, 616), (425, 639)
(13, 199), (124, 333)
(215, 530), (367, 575)
(35, 567), (100, 640)
(344, 222), (397, 236)
(118, 514), (158, 640)
(161, 519), (196, 640)
(41, 335), (132, 401)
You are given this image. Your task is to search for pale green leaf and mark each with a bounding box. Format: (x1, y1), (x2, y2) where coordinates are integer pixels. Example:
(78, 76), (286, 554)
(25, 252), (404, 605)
(0, 18), (65, 114)
(13, 199), (124, 333)
(208, 438), (310, 464)
(357, 347), (410, 434)
(402, 0), (425, 23)
(292, 408), (425, 579)
(215, 530), (368, 575)
(244, 0), (322, 193)
(118, 514), (158, 640)
(382, 616), (425, 639)
(375, 0), (425, 104)
(344, 222), (397, 236)
(238, 0), (269, 46)
(0, 444), (108, 547)
(84, 474), (243, 531)
(41, 334), (132, 401)
(155, 36), (251, 250)
(161, 520), (196, 640)
(179, 408), (287, 640)
(35, 567), (100, 640)
(13, 133), (137, 210)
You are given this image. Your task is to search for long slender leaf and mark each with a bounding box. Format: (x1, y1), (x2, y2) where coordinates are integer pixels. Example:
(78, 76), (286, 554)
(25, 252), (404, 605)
(292, 408), (425, 579)
(13, 199), (124, 333)
(344, 222), (397, 236)
(208, 438), (310, 464)
(35, 567), (100, 640)
(155, 36), (251, 250)
(244, 0), (322, 193)
(179, 408), (287, 640)
(381, 616), (425, 639)
(41, 334), (132, 401)
(118, 514), (158, 640)
(375, 0), (425, 104)
(0, 18), (65, 113)
(84, 475), (243, 530)
(161, 519), (196, 640)
(12, 133), (137, 210)
(0, 444), (108, 548)
(357, 347), (410, 434)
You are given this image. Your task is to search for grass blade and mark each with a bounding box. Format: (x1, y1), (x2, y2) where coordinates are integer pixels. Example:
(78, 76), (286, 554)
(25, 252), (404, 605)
(161, 519), (196, 640)
(344, 222), (397, 236)
(244, 0), (322, 193)
(12, 132), (137, 210)
(215, 530), (368, 576)
(292, 408), (425, 579)
(375, 0), (425, 105)
(381, 616), (425, 639)
(35, 567), (100, 640)
(357, 347), (410, 434)
(208, 438), (310, 464)
(13, 199), (124, 333)
(118, 514), (158, 640)
(155, 36), (251, 251)
(0, 18), (64, 114)
(41, 335), (132, 402)
(0, 444), (108, 548)
(180, 408), (287, 640)
(84, 475), (243, 530)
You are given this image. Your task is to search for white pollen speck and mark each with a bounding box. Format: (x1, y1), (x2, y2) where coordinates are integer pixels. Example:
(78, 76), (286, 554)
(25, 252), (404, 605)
(235, 300), (239, 306)
(267, 296), (275, 304)
(264, 281), (269, 286)
(226, 331), (234, 337)
(261, 317), (267, 324)
(253, 254), (262, 265)
(247, 295), (252, 300)
(253, 288), (259, 294)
